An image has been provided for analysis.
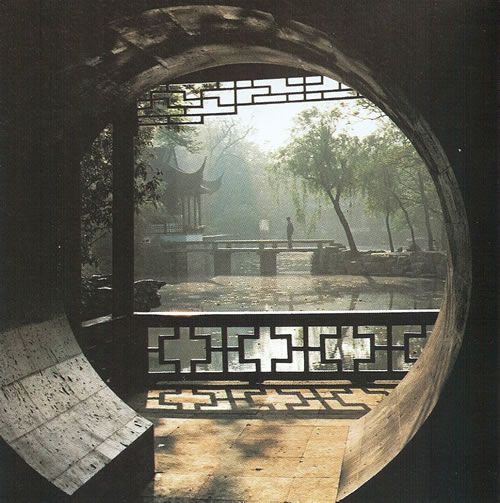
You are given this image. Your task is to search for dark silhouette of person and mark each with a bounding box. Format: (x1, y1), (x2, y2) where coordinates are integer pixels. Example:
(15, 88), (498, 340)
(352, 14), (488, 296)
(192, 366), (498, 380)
(286, 216), (294, 249)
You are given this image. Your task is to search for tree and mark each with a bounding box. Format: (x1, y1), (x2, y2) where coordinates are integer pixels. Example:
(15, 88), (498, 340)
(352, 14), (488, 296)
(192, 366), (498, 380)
(416, 170), (435, 250)
(80, 122), (200, 266)
(198, 120), (258, 237)
(386, 131), (440, 251)
(201, 118), (253, 170)
(153, 121), (201, 153)
(81, 126), (150, 266)
(360, 134), (400, 251)
(271, 107), (361, 252)
(361, 123), (441, 251)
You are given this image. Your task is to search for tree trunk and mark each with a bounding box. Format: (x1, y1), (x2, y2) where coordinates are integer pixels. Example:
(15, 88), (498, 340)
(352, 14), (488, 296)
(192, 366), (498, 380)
(326, 190), (358, 253)
(393, 193), (417, 250)
(417, 172), (435, 250)
(385, 210), (395, 252)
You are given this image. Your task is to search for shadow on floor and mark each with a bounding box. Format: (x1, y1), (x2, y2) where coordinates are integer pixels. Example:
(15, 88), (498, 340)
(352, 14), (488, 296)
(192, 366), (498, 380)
(130, 382), (397, 419)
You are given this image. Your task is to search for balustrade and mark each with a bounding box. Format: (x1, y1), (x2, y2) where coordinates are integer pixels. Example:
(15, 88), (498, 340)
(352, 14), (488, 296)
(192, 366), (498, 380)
(133, 310), (438, 384)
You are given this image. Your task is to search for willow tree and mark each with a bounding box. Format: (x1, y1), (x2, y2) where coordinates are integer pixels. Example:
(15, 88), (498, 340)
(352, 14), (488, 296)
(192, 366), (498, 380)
(271, 107), (360, 253)
(361, 124), (439, 251)
(360, 134), (399, 251)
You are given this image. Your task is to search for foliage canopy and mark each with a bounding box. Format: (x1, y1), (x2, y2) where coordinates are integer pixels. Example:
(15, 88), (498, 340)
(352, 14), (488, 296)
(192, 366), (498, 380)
(271, 107), (362, 252)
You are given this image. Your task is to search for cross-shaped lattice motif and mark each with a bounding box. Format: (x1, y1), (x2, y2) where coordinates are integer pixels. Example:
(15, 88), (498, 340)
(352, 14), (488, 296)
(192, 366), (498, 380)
(156, 327), (207, 372)
(145, 315), (436, 380)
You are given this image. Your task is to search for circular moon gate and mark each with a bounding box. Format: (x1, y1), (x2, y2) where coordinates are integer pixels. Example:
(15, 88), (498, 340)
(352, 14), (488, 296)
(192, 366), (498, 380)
(64, 5), (471, 500)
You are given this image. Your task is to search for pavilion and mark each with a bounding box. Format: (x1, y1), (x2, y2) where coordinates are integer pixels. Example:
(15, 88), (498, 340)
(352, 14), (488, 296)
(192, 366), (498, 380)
(148, 147), (223, 241)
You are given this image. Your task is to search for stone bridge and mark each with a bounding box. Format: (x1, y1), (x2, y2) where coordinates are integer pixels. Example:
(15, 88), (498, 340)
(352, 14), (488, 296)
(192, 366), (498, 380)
(160, 239), (345, 277)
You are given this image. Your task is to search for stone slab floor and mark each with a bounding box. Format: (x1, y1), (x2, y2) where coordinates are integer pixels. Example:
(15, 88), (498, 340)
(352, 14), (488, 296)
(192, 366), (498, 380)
(128, 383), (396, 503)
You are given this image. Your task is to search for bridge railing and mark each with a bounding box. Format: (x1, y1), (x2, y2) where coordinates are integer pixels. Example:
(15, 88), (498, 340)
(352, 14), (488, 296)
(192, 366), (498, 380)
(206, 239), (344, 249)
(159, 239), (346, 253)
(133, 309), (438, 384)
(149, 223), (204, 234)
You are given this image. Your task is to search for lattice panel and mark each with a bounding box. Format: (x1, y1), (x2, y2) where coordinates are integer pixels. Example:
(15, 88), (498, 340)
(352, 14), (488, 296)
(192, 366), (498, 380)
(137, 76), (362, 126)
(146, 321), (434, 380)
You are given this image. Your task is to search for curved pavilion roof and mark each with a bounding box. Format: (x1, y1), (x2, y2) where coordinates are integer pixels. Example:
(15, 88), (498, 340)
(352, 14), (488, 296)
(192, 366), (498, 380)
(149, 147), (223, 196)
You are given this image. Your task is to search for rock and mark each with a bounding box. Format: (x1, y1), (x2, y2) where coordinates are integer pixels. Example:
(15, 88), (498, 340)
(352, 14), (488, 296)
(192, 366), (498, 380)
(364, 258), (389, 275)
(95, 286), (112, 303)
(430, 252), (448, 278)
(316, 249), (448, 278)
(134, 279), (167, 311)
(81, 275), (167, 318)
(409, 260), (427, 276)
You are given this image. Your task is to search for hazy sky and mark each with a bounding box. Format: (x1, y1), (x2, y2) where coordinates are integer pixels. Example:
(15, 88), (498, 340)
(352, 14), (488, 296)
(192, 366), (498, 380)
(234, 100), (382, 152)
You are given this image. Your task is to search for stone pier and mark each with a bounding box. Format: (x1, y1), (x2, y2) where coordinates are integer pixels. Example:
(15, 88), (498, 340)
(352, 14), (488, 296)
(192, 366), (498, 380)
(213, 249), (233, 275)
(259, 248), (278, 275)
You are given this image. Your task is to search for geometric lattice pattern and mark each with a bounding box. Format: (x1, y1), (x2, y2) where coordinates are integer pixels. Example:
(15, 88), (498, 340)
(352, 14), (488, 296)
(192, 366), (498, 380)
(137, 75), (362, 126)
(140, 383), (396, 418)
(141, 310), (438, 382)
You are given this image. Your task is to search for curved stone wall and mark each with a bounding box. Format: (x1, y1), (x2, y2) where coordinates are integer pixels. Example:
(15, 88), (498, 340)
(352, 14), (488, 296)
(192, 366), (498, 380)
(56, 5), (470, 499)
(0, 315), (153, 500)
(0, 3), (479, 501)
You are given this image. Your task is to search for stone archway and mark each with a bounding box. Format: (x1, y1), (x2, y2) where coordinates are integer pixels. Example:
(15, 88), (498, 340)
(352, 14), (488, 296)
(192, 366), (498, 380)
(64, 6), (470, 499)
(0, 4), (473, 501)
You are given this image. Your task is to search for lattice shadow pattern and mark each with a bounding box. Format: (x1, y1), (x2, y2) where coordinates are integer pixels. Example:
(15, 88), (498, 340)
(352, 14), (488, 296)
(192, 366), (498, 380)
(143, 384), (396, 418)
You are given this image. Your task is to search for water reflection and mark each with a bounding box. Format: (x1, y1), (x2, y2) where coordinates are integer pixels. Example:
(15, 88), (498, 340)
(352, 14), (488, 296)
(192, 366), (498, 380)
(148, 252), (443, 374)
(154, 274), (444, 312)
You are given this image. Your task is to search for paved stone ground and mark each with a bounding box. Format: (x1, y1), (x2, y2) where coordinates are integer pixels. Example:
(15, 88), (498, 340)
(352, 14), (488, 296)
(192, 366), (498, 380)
(129, 383), (396, 502)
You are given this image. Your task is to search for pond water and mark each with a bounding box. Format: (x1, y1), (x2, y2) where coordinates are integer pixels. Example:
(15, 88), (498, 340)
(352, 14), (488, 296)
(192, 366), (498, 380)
(153, 274), (444, 313)
(151, 252), (444, 312)
(147, 259), (443, 374)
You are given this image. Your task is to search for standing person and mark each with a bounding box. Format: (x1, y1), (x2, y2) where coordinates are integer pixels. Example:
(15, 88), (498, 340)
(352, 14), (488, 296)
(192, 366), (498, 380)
(286, 216), (294, 249)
